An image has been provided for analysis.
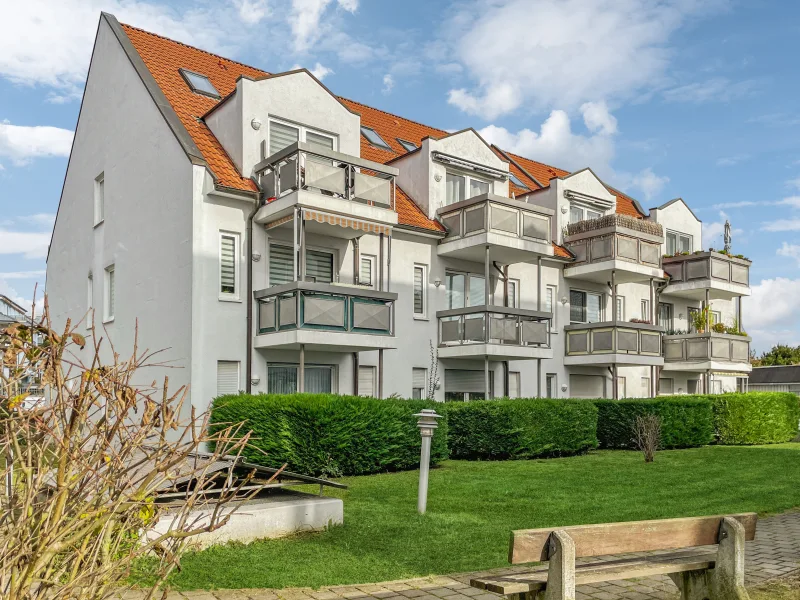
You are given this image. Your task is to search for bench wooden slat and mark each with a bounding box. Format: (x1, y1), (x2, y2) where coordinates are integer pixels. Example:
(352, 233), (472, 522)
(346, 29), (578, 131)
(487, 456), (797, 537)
(509, 513), (757, 564)
(473, 551), (717, 595)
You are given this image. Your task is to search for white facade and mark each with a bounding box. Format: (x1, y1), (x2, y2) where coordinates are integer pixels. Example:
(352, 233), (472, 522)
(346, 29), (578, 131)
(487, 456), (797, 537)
(46, 15), (753, 418)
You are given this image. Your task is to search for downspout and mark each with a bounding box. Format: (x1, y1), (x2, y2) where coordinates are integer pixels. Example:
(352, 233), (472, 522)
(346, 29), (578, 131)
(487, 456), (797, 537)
(246, 191), (265, 394)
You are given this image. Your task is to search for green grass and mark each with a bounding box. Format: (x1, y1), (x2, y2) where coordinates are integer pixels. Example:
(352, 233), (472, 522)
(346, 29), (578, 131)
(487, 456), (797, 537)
(137, 444), (800, 591)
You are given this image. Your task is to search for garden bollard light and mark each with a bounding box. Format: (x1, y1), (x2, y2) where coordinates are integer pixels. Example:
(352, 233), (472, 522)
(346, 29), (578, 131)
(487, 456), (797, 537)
(413, 409), (442, 514)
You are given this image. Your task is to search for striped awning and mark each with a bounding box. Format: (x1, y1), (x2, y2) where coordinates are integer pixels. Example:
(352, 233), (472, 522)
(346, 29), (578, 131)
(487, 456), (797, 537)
(303, 209), (392, 236)
(264, 213), (295, 230)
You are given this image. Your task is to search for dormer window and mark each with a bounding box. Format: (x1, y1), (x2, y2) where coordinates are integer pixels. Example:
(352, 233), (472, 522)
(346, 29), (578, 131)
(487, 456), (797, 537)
(397, 138), (417, 152)
(569, 205), (602, 223)
(360, 126), (392, 151)
(666, 230), (692, 254)
(268, 118), (336, 158)
(508, 172), (530, 190)
(445, 171), (490, 205)
(179, 69), (220, 99)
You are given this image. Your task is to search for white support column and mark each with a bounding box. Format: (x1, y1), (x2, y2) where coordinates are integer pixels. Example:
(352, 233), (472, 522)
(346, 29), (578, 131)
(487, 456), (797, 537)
(299, 210), (306, 281)
(292, 208), (298, 282)
(537, 359), (542, 398)
(378, 349), (384, 399)
(484, 355), (490, 400)
(611, 270), (617, 322)
(299, 343), (305, 393)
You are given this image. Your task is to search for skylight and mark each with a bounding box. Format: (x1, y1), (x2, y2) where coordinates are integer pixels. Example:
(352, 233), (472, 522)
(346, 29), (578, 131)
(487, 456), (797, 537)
(360, 126), (392, 151)
(179, 69), (220, 98)
(397, 139), (417, 152)
(509, 172), (530, 190)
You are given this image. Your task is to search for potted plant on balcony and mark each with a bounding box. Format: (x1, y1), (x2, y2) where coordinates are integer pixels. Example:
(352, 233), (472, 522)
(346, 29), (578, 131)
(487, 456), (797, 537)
(691, 306), (711, 333)
(712, 322), (726, 334)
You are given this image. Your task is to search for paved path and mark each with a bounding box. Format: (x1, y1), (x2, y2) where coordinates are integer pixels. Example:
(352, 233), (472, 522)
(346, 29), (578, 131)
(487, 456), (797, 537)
(119, 511), (800, 600)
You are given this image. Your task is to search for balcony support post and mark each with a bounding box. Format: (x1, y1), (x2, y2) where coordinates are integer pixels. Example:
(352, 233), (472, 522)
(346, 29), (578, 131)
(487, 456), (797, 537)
(705, 289), (711, 332)
(537, 359), (542, 398)
(737, 296), (743, 332)
(299, 344), (305, 393)
(292, 207), (299, 282)
(387, 234), (392, 292)
(484, 355), (490, 400)
(537, 257), (543, 312)
(485, 246), (491, 304)
(649, 278), (654, 324)
(353, 237), (360, 285)
(299, 210), (306, 281)
(612, 363), (618, 400)
(379, 233), (385, 292)
(611, 270), (617, 322)
(378, 349), (384, 399)
(353, 352), (359, 395)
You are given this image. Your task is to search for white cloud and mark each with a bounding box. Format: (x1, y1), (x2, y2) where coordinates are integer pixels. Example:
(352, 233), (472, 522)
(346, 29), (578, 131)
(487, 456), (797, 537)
(777, 242), (800, 266)
(0, 270), (46, 280)
(716, 154), (749, 167)
(762, 219), (800, 232)
(711, 200), (759, 209)
(0, 278), (33, 312)
(289, 0), (359, 53)
(786, 177), (800, 191)
(382, 74), (394, 95)
(626, 168), (669, 201)
(703, 211), (743, 248)
(0, 121), (73, 166)
(580, 101), (618, 135)
(234, 0), (271, 25)
(291, 62), (333, 80)
(662, 77), (758, 104)
(337, 0), (359, 12)
(0, 230), (50, 259)
(744, 278), (800, 350)
(443, 0), (725, 120)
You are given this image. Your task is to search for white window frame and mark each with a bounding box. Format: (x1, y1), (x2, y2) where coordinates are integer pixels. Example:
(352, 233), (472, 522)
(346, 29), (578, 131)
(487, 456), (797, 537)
(267, 363), (337, 394)
(87, 273), (94, 329)
(641, 377), (651, 397)
(546, 373), (558, 398)
(641, 299), (650, 322)
(445, 169), (491, 205)
(216, 360), (241, 396)
(412, 367), (427, 399)
(359, 254), (376, 289)
(569, 288), (604, 324)
(268, 117), (337, 157)
(103, 265), (115, 323)
(269, 242), (338, 287)
(94, 172), (105, 226)
(508, 371), (521, 398)
(445, 269), (492, 309)
(569, 203), (603, 224)
(413, 264), (428, 319)
(615, 295), (625, 321)
(659, 377), (674, 396)
(358, 365), (376, 397)
(506, 278), (520, 308)
(546, 285), (557, 332)
(219, 231), (241, 301)
(616, 376), (627, 399)
(666, 230), (693, 255)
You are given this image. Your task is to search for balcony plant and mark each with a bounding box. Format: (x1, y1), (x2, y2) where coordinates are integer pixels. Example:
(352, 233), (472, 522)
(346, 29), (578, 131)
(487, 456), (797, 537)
(629, 318), (651, 324)
(691, 306), (711, 333)
(712, 322), (726, 334)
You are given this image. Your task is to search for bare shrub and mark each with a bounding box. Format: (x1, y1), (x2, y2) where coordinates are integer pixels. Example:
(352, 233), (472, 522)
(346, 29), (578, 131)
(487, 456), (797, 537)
(427, 340), (440, 401)
(0, 300), (256, 600)
(633, 414), (662, 463)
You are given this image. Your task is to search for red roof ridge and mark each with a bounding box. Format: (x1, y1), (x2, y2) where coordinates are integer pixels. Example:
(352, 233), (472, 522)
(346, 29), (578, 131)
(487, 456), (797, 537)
(502, 149), (569, 178)
(119, 21), (269, 76)
(338, 96), (450, 138)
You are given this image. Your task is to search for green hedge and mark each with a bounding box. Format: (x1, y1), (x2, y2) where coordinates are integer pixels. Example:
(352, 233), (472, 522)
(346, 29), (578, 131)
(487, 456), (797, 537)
(712, 392), (800, 445)
(593, 397), (715, 449)
(210, 394), (448, 477)
(445, 399), (598, 460)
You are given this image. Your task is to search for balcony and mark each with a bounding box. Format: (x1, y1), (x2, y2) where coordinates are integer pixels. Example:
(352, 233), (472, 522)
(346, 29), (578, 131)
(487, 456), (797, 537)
(563, 214), (664, 283)
(253, 142), (399, 238)
(662, 251), (751, 300)
(437, 194), (554, 263)
(254, 281), (397, 352)
(662, 332), (752, 374)
(564, 321), (664, 366)
(436, 305), (552, 361)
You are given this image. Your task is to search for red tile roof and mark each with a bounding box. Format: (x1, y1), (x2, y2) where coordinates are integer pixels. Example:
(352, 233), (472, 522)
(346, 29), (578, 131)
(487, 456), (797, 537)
(118, 21), (644, 238)
(552, 244), (573, 259)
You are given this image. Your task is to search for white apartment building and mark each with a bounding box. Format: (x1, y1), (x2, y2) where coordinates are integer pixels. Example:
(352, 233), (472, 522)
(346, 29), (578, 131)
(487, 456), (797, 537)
(46, 14), (753, 415)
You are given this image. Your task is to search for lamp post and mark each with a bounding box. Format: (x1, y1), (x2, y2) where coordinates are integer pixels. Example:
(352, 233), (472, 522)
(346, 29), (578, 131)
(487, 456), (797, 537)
(413, 408), (442, 514)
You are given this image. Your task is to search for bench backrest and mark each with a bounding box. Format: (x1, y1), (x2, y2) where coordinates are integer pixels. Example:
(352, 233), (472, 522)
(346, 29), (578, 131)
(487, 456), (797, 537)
(509, 513), (757, 564)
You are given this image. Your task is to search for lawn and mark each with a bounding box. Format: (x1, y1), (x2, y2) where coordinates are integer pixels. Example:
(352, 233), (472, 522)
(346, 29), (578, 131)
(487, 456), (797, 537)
(138, 444), (800, 590)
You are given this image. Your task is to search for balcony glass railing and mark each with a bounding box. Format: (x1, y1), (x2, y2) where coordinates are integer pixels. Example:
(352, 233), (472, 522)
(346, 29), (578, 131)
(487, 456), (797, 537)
(253, 141), (398, 210)
(663, 251), (750, 287)
(437, 305), (551, 348)
(565, 321), (663, 357)
(255, 282), (396, 336)
(564, 214), (663, 269)
(663, 332), (751, 364)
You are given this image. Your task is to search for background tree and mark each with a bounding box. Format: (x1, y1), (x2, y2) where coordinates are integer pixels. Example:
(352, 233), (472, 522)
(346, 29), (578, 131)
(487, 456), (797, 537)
(753, 344), (800, 366)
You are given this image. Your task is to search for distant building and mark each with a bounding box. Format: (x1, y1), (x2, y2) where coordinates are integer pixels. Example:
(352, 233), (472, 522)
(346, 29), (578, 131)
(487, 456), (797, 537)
(0, 295), (28, 327)
(749, 365), (800, 394)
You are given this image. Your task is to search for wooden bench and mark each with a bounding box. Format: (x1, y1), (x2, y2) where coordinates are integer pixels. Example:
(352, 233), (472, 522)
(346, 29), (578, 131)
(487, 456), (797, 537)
(471, 513), (757, 600)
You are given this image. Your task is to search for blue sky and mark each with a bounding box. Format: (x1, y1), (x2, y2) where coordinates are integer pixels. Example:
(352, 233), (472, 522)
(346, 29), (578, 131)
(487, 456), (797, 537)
(2, 0), (800, 352)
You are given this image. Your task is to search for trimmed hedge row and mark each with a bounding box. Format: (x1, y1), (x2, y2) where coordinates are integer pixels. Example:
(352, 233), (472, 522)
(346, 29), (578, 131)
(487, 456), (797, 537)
(210, 394), (448, 477)
(712, 392), (800, 445)
(445, 399), (598, 459)
(593, 397), (715, 449)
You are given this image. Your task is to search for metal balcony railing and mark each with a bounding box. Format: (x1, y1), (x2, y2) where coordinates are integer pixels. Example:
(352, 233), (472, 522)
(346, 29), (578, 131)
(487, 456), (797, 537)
(663, 251), (750, 287)
(437, 305), (551, 348)
(255, 281), (396, 336)
(438, 194), (553, 245)
(565, 321), (663, 357)
(253, 141), (398, 210)
(564, 214), (664, 269)
(663, 332), (751, 364)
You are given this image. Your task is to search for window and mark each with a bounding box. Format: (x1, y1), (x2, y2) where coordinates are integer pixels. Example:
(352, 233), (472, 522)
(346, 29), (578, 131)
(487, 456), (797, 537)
(445, 271), (487, 309)
(216, 360), (240, 396)
(659, 377), (674, 395)
(508, 372), (521, 398)
(104, 265), (115, 322)
(570, 290), (603, 324)
(179, 69), (220, 98)
(641, 299), (650, 322)
(546, 285), (557, 331)
(666, 230), (693, 255)
(641, 377), (651, 397)
(711, 310), (722, 325)
(445, 171), (490, 205)
(688, 307), (701, 332)
(688, 379), (700, 394)
(360, 255), (375, 288)
(397, 138), (417, 152)
(444, 369), (492, 401)
(268, 364), (334, 394)
(412, 368), (427, 399)
(269, 243), (334, 286)
(508, 172), (530, 190)
(413, 264), (427, 317)
(219, 232), (239, 298)
(546, 374), (558, 398)
(360, 125), (392, 150)
(268, 119), (336, 158)
(358, 366), (376, 397)
(658, 302), (674, 331)
(569, 205), (602, 223)
(616, 376), (627, 399)
(94, 173), (104, 225)
(507, 279), (519, 308)
(615, 296), (625, 321)
(87, 274), (93, 329)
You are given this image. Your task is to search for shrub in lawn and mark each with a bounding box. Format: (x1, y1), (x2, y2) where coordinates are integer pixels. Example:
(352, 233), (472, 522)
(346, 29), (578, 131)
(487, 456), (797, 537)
(445, 399), (598, 460)
(594, 397), (714, 449)
(633, 414), (662, 462)
(210, 394), (448, 477)
(711, 392), (800, 445)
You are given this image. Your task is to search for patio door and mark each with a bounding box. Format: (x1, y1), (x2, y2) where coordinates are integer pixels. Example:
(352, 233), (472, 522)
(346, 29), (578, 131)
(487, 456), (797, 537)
(268, 364), (334, 394)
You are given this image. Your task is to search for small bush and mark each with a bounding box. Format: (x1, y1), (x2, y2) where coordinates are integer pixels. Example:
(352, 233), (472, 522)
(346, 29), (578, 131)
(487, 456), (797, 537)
(445, 399), (598, 460)
(633, 414), (662, 462)
(594, 397), (715, 449)
(712, 392), (800, 445)
(210, 394), (448, 477)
